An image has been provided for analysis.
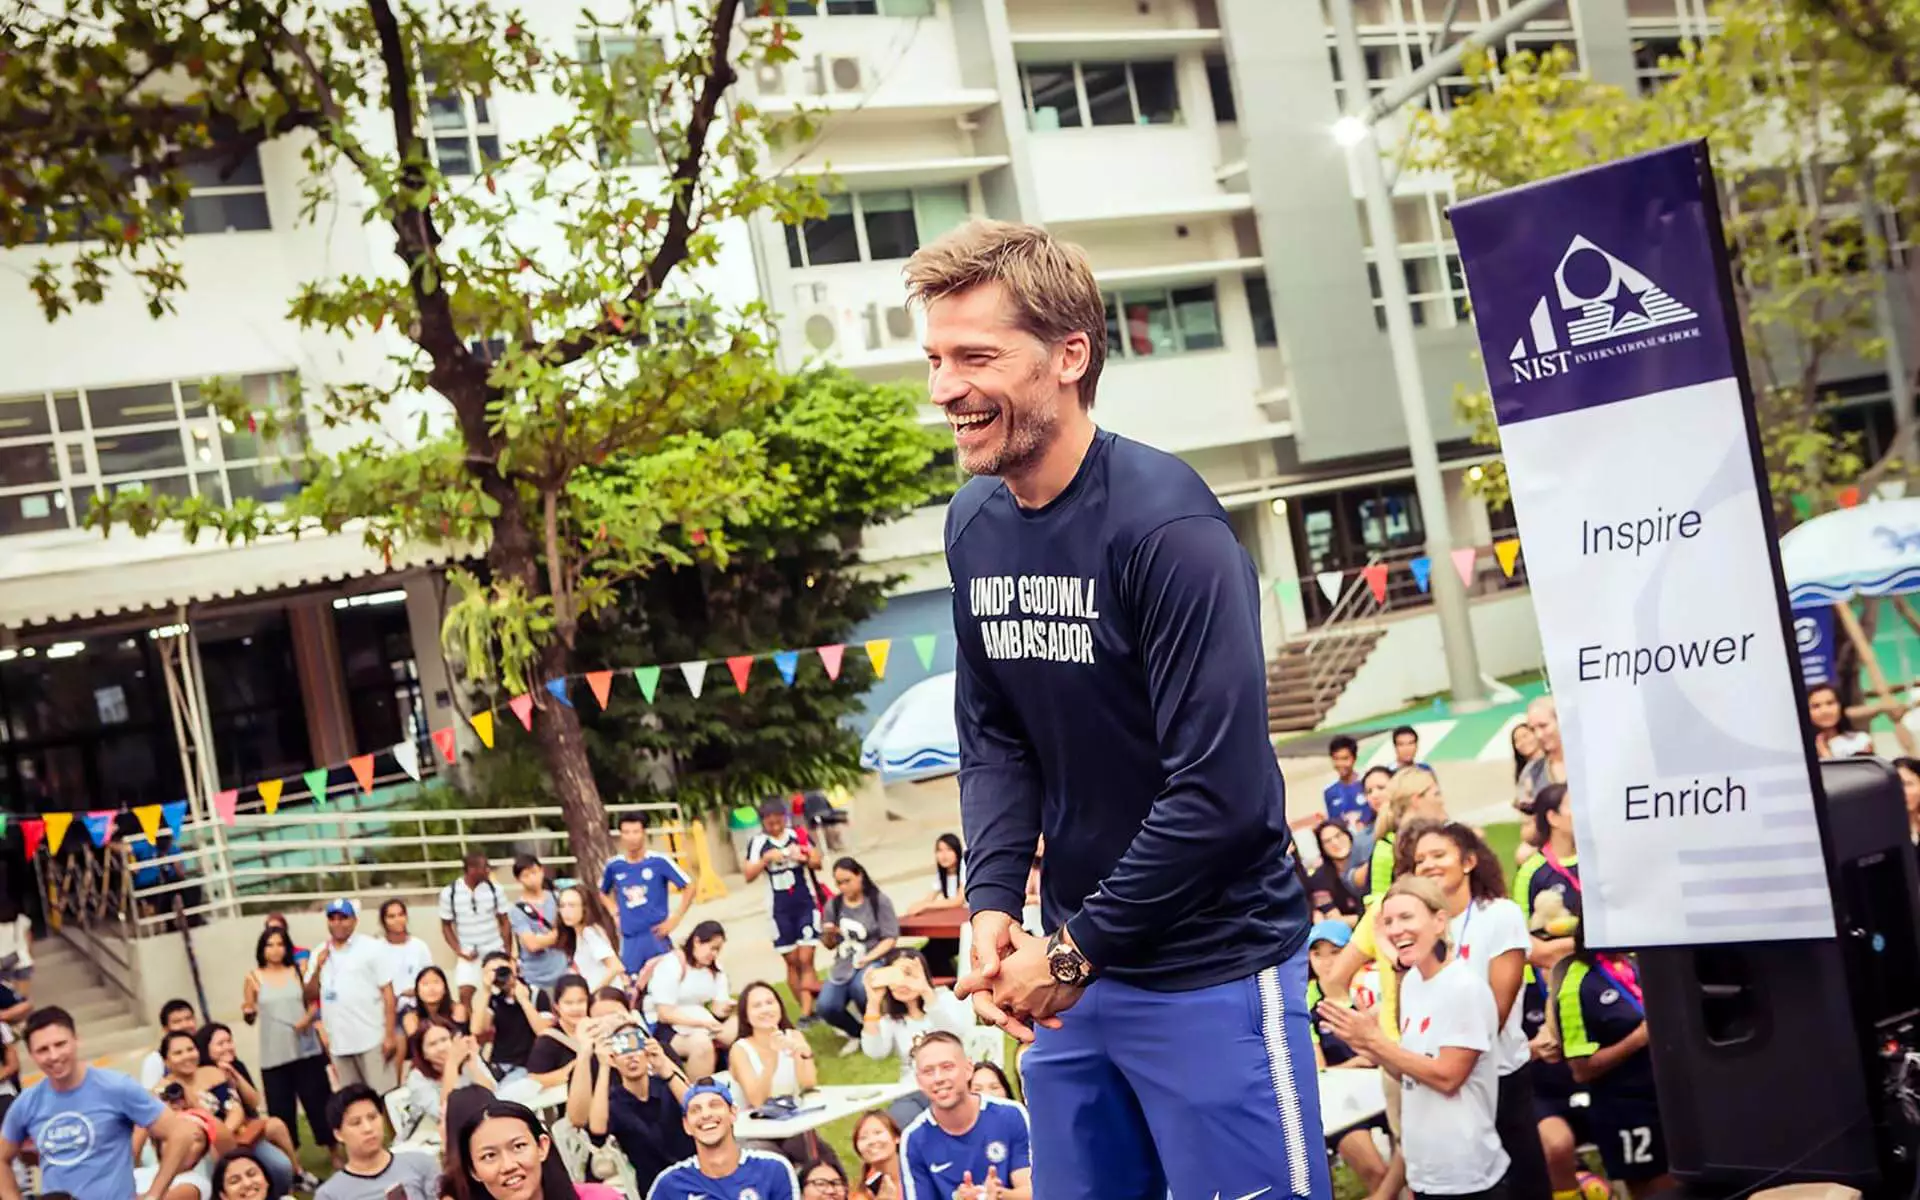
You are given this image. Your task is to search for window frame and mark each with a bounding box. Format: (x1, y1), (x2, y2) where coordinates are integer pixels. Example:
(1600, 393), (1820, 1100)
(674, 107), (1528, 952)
(423, 85), (500, 178)
(1101, 282), (1225, 362)
(783, 184), (971, 269)
(1020, 59), (1184, 130)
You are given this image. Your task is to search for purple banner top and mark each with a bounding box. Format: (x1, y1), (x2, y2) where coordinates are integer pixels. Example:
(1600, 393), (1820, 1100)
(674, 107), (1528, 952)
(1449, 140), (1738, 426)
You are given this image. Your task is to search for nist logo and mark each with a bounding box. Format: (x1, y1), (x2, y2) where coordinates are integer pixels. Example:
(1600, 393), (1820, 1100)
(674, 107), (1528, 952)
(1508, 235), (1701, 384)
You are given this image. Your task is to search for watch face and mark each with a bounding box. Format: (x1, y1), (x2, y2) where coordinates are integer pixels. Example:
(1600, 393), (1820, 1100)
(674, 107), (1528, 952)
(1048, 950), (1083, 986)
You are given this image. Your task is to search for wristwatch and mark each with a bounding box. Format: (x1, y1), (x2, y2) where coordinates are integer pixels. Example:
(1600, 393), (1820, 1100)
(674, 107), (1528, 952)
(1046, 929), (1094, 988)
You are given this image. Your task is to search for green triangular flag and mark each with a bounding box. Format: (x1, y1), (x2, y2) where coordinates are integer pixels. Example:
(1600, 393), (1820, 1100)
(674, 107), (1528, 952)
(634, 665), (661, 704)
(303, 768), (331, 807)
(1272, 578), (1300, 600)
(1790, 492), (1814, 520)
(913, 634), (938, 671)
(0, 814), (9, 837)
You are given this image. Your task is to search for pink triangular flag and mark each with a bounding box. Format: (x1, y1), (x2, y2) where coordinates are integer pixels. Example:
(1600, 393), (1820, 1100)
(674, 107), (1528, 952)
(585, 670), (614, 709)
(508, 693), (534, 730)
(1451, 546), (1478, 587)
(817, 644), (845, 680)
(212, 789), (239, 826)
(431, 727), (459, 764)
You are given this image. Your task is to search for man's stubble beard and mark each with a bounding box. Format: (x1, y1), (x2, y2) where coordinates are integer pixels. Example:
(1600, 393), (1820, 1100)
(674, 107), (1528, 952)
(962, 364), (1060, 479)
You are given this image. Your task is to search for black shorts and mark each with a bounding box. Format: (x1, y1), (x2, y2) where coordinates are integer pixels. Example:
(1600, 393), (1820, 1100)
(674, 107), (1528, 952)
(1590, 1100), (1669, 1182)
(1530, 1058), (1579, 1122)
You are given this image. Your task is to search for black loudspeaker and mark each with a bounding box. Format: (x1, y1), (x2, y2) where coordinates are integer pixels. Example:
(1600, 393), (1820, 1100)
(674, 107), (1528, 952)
(1638, 757), (1920, 1195)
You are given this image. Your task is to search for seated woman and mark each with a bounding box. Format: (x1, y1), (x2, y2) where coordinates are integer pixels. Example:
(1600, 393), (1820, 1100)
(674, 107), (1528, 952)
(148, 1029), (297, 1197)
(557, 884), (627, 994)
(525, 974), (595, 1091)
(969, 1061), (1016, 1102)
(640, 920), (736, 1078)
(848, 1110), (903, 1200)
(399, 1018), (497, 1144)
(727, 980), (838, 1169)
(399, 965), (467, 1039)
(899, 834), (966, 979)
(193, 1023), (312, 1193)
(860, 948), (974, 1126)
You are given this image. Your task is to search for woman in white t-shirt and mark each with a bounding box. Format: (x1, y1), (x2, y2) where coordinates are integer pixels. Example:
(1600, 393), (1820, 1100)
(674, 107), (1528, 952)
(640, 920), (736, 1078)
(556, 885), (626, 993)
(1405, 819), (1551, 1200)
(1808, 685), (1876, 758)
(1323, 876), (1509, 1200)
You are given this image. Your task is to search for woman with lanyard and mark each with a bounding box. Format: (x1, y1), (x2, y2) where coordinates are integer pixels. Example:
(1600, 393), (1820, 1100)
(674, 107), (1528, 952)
(1512, 785), (1606, 1200)
(1404, 819), (1554, 1200)
(1323, 877), (1509, 1200)
(1554, 932), (1672, 1198)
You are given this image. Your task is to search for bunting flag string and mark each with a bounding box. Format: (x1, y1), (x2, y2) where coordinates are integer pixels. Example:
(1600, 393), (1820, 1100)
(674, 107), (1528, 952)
(773, 650), (800, 687)
(302, 768), (331, 808)
(1360, 563), (1390, 605)
(508, 694), (535, 730)
(134, 805), (164, 843)
(1316, 571), (1344, 604)
(818, 644), (845, 680)
(1451, 547), (1479, 587)
(469, 711), (496, 750)
(348, 755), (377, 794)
(1494, 538), (1522, 578)
(392, 741), (422, 783)
(212, 789), (239, 826)
(680, 660), (708, 699)
(913, 634), (938, 671)
(544, 678), (574, 708)
(585, 671), (614, 710)
(865, 639), (892, 680)
(1409, 556), (1433, 594)
(432, 727), (460, 764)
(634, 665), (661, 703)
(258, 778), (284, 815)
(726, 655), (754, 694)
(83, 811), (114, 848)
(43, 812), (74, 855)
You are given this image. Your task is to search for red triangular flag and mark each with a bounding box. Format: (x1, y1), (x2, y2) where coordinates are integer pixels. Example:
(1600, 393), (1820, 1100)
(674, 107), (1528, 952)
(586, 670), (614, 709)
(431, 727), (458, 764)
(726, 655), (753, 693)
(1451, 546), (1478, 587)
(508, 693), (534, 730)
(818, 644), (845, 681)
(348, 754), (376, 794)
(212, 788), (239, 826)
(1360, 563), (1389, 604)
(20, 819), (44, 860)
(1839, 486), (1862, 509)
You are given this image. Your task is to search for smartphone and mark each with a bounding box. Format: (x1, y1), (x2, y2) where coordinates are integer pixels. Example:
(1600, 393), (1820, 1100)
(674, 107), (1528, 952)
(608, 1028), (644, 1056)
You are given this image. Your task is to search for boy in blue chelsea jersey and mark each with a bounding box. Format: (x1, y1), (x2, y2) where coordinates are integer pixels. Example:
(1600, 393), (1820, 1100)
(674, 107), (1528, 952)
(601, 811), (696, 972)
(645, 1082), (799, 1200)
(908, 219), (1328, 1200)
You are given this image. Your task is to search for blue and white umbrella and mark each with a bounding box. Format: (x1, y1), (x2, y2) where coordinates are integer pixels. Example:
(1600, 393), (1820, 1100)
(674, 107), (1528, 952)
(860, 672), (959, 782)
(1781, 497), (1920, 606)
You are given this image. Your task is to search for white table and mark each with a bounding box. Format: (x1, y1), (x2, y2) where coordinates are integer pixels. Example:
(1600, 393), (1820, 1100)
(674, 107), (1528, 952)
(735, 1082), (920, 1141)
(1319, 1068), (1388, 1139)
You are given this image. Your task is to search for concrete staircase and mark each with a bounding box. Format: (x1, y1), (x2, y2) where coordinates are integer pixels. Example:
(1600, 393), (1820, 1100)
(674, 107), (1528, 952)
(21, 933), (151, 1082)
(1266, 627), (1386, 736)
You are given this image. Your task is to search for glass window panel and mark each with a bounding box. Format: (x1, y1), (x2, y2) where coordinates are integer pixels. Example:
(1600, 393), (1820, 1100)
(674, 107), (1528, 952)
(472, 97), (492, 126)
(182, 192), (271, 235)
(879, 0), (935, 13)
(428, 95), (467, 131)
(95, 429), (188, 477)
(53, 394), (82, 433)
(1083, 65), (1133, 126)
(0, 444), (58, 489)
(0, 396), (50, 440)
(476, 135), (500, 165)
(112, 474), (191, 500)
(180, 148), (264, 189)
(435, 137), (475, 177)
(187, 423), (220, 469)
(785, 223), (806, 269)
(0, 489), (70, 536)
(228, 463), (301, 503)
(802, 196), (861, 265)
(911, 185), (969, 244)
(1246, 274), (1278, 347)
(194, 471), (227, 503)
(1404, 257), (1441, 296)
(1129, 61), (1179, 125)
(861, 189), (918, 261)
(63, 443), (87, 477)
(1170, 285), (1222, 350)
(87, 383), (178, 429)
(1205, 56), (1237, 122)
(1025, 65), (1081, 129)
(825, 0), (878, 10)
(1117, 291), (1176, 357)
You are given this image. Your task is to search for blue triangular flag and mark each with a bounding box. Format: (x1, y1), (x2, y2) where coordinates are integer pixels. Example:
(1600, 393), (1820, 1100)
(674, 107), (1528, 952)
(1409, 556), (1432, 594)
(544, 678), (574, 708)
(81, 812), (114, 848)
(160, 800), (187, 839)
(773, 650), (800, 686)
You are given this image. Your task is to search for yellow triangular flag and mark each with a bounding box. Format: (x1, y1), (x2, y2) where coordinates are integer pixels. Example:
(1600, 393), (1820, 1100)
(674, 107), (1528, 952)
(1494, 538), (1522, 578)
(470, 710), (496, 749)
(44, 812), (73, 856)
(864, 638), (892, 680)
(258, 778), (284, 815)
(134, 805), (163, 844)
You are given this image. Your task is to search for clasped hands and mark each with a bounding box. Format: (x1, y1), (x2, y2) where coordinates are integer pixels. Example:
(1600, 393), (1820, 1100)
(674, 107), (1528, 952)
(954, 912), (1082, 1044)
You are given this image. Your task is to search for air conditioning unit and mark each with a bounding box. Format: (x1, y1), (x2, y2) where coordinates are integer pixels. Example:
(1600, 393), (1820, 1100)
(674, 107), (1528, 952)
(754, 62), (787, 96)
(861, 303), (916, 350)
(801, 308), (844, 352)
(814, 54), (864, 94)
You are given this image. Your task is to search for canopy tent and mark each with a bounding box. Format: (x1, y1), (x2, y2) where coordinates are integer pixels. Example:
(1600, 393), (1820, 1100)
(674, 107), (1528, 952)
(1781, 497), (1920, 606)
(859, 671), (959, 782)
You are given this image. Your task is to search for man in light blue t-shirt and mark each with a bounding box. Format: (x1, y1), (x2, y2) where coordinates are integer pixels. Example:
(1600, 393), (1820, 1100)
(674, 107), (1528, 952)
(600, 813), (695, 972)
(0, 1007), (204, 1200)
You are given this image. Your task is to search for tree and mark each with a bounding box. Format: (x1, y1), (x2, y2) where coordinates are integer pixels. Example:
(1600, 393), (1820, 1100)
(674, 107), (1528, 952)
(0, 0), (824, 883)
(1416, 2), (1920, 529)
(463, 367), (947, 819)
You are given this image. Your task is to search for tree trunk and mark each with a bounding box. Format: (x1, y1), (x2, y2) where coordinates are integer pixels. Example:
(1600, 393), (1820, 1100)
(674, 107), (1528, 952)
(531, 641), (611, 888)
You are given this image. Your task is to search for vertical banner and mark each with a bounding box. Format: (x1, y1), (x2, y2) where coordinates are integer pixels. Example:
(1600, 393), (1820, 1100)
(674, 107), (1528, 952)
(1451, 141), (1832, 947)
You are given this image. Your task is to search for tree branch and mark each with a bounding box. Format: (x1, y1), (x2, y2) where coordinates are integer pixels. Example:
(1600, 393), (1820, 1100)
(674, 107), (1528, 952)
(543, 0), (744, 367)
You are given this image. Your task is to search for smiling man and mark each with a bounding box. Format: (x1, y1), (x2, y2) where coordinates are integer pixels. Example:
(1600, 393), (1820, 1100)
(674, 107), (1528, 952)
(900, 1031), (1031, 1200)
(907, 219), (1329, 1200)
(645, 1081), (799, 1200)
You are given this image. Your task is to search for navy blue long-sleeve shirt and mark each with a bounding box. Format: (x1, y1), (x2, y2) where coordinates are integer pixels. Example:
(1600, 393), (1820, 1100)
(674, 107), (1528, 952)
(946, 429), (1308, 991)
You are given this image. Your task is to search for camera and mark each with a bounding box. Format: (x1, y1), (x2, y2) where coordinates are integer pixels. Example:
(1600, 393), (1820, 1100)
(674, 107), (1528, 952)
(491, 964), (514, 992)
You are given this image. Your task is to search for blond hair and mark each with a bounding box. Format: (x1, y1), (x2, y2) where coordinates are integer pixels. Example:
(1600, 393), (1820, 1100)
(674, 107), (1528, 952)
(1382, 875), (1454, 966)
(1379, 765), (1441, 837)
(903, 219), (1108, 408)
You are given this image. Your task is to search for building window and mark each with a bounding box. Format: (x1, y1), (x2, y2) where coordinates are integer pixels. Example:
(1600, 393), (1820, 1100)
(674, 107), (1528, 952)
(1326, 1), (1583, 112)
(1246, 274), (1277, 347)
(577, 35), (662, 168)
(0, 373), (305, 539)
(425, 84), (499, 177)
(26, 144), (270, 243)
(784, 185), (969, 268)
(1205, 55), (1237, 123)
(1021, 61), (1181, 130)
(1358, 192), (1469, 330)
(771, 0), (937, 15)
(1290, 479), (1429, 624)
(1103, 284), (1223, 361)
